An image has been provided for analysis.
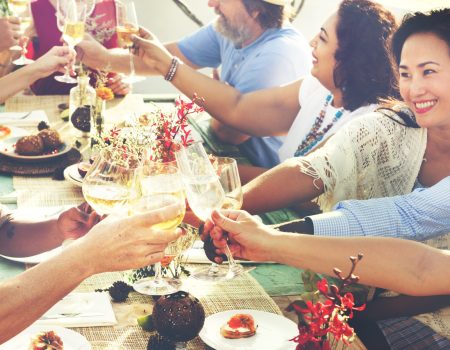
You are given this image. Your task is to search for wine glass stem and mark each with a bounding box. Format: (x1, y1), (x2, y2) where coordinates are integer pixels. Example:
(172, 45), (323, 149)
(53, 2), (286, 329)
(128, 48), (135, 78)
(65, 44), (75, 77)
(224, 243), (238, 268)
(153, 261), (163, 285)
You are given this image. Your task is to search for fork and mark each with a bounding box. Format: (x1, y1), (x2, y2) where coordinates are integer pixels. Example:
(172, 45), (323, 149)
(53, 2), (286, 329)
(17, 111), (32, 119)
(40, 312), (104, 320)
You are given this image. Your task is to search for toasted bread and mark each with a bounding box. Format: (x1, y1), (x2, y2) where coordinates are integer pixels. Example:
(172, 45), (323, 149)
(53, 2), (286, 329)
(220, 313), (257, 339)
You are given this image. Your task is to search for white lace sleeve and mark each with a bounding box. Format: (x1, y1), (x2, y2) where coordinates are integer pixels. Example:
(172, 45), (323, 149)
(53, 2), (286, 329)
(293, 111), (427, 211)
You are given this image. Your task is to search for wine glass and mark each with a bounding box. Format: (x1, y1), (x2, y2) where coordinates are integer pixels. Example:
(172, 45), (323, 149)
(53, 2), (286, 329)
(131, 162), (196, 296)
(115, 0), (145, 84)
(213, 157), (244, 278)
(8, 0), (34, 65)
(54, 0), (86, 83)
(194, 157), (244, 280)
(175, 143), (234, 281)
(82, 149), (141, 216)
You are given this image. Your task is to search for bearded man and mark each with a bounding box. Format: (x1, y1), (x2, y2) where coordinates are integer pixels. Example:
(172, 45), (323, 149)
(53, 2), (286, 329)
(79, 0), (311, 167)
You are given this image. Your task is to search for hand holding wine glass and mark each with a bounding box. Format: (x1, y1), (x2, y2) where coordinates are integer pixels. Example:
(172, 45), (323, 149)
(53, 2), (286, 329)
(115, 0), (144, 84)
(54, 0), (86, 83)
(8, 0), (34, 65)
(131, 162), (196, 296)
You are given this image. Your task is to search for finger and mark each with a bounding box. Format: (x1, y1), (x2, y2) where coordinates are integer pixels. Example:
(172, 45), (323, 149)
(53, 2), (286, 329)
(131, 34), (151, 50)
(138, 26), (153, 40)
(145, 251), (164, 265)
(132, 202), (184, 228)
(8, 16), (20, 25)
(148, 227), (182, 244)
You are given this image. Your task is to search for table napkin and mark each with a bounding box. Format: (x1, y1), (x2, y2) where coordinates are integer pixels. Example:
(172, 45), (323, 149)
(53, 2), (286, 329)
(0, 110), (49, 127)
(0, 174), (16, 205)
(37, 292), (117, 327)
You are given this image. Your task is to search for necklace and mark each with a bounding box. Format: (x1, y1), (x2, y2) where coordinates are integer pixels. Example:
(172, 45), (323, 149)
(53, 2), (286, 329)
(294, 94), (345, 157)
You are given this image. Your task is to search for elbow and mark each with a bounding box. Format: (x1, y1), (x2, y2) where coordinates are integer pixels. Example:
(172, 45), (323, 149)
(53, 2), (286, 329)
(210, 120), (249, 145)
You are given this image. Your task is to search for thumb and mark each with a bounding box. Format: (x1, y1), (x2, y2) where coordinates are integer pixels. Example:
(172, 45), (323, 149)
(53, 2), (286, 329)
(138, 26), (154, 40)
(131, 34), (152, 49)
(133, 202), (184, 228)
(211, 210), (241, 233)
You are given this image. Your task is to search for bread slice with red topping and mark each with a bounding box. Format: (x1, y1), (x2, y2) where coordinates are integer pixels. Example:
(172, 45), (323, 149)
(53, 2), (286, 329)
(220, 313), (257, 339)
(29, 330), (64, 350)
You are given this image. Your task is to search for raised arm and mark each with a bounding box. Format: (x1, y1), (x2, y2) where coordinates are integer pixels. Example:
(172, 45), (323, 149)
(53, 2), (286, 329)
(0, 206), (182, 343)
(207, 210), (450, 296)
(242, 158), (324, 213)
(133, 31), (301, 136)
(0, 46), (74, 103)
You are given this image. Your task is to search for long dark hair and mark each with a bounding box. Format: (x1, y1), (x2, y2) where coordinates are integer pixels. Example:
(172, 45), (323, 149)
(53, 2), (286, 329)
(333, 0), (398, 111)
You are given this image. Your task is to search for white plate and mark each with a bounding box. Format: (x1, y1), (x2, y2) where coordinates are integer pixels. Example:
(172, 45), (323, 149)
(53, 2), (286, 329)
(0, 325), (91, 350)
(0, 246), (62, 264)
(0, 136), (71, 161)
(64, 163), (84, 187)
(0, 125), (28, 140)
(199, 309), (297, 350)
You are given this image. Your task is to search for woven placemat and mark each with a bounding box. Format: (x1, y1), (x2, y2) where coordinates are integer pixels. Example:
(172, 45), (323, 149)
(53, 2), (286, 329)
(0, 148), (81, 176)
(72, 271), (283, 349)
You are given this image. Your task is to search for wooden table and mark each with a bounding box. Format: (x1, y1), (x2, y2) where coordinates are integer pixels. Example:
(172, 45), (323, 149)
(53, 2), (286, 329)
(3, 94), (366, 349)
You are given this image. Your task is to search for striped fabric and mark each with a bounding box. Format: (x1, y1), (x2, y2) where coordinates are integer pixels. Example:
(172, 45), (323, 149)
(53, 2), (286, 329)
(378, 317), (450, 350)
(309, 177), (450, 241)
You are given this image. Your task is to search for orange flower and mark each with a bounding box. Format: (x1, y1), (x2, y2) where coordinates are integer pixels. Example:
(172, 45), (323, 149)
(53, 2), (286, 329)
(96, 86), (114, 101)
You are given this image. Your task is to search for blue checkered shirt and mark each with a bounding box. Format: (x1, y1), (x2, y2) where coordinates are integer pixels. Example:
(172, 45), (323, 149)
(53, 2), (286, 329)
(310, 177), (450, 241)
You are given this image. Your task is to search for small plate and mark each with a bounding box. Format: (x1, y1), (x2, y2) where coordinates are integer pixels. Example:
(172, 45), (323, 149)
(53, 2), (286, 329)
(0, 136), (71, 161)
(0, 125), (28, 140)
(199, 309), (297, 350)
(64, 163), (84, 187)
(0, 325), (91, 350)
(0, 246), (62, 264)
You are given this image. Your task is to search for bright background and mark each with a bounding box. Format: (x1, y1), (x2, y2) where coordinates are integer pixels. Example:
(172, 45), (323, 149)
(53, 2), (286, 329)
(132, 0), (449, 94)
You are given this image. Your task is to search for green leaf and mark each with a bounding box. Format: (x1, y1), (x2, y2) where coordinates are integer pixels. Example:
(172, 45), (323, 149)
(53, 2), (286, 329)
(302, 269), (322, 292)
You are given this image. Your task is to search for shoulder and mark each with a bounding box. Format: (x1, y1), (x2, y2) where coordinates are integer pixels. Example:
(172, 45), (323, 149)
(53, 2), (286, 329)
(299, 75), (327, 100)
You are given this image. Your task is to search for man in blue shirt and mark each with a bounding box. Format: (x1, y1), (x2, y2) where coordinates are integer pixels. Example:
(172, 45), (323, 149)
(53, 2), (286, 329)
(79, 0), (311, 168)
(274, 177), (450, 241)
(167, 0), (311, 167)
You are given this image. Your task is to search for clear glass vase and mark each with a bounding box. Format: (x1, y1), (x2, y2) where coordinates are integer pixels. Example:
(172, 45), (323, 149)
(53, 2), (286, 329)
(69, 76), (96, 138)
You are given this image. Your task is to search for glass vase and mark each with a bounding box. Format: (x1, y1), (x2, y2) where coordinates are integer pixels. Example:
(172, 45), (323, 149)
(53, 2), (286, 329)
(69, 76), (96, 138)
(92, 98), (106, 141)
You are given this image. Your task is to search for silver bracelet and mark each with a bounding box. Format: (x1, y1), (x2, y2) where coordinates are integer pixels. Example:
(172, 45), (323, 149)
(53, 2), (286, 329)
(164, 57), (180, 81)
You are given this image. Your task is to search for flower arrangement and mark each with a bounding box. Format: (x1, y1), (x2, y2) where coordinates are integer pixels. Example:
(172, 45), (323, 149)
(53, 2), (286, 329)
(145, 94), (204, 163)
(289, 254), (366, 350)
(90, 94), (203, 168)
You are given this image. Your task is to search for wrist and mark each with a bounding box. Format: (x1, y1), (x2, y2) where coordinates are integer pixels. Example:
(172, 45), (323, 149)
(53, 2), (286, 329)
(56, 242), (95, 280)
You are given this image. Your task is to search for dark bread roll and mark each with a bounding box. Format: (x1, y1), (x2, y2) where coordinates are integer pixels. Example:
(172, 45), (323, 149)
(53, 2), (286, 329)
(38, 129), (62, 150)
(15, 135), (44, 156)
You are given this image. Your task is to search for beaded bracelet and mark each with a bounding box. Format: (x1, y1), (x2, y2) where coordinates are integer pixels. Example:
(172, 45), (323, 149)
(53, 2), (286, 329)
(164, 57), (180, 81)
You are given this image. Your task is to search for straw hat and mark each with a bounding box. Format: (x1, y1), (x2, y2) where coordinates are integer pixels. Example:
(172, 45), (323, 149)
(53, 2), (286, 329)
(262, 0), (287, 6)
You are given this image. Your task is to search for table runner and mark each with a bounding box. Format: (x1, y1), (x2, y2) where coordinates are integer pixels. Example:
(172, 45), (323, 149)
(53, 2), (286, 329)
(72, 271), (286, 349)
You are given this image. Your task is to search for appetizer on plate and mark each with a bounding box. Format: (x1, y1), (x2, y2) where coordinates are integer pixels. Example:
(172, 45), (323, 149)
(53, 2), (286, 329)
(220, 313), (257, 339)
(29, 330), (64, 350)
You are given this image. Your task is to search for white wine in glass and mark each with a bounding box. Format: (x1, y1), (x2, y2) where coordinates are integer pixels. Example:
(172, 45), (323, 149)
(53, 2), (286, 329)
(9, 0), (34, 65)
(54, 0), (86, 83)
(131, 163), (194, 296)
(115, 0), (145, 84)
(116, 23), (139, 49)
(82, 150), (141, 216)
